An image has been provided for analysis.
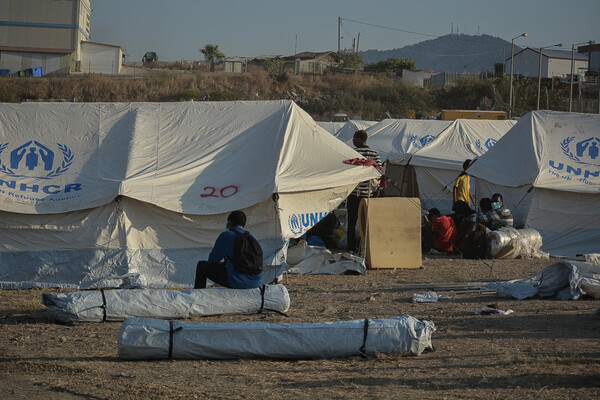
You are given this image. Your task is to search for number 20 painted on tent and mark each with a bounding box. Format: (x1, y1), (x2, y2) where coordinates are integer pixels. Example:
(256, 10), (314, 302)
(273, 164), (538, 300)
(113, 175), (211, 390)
(200, 185), (239, 198)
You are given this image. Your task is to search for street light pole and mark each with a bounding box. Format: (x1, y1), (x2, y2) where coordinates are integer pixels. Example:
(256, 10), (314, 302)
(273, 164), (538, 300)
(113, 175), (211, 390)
(569, 44), (576, 112)
(537, 43), (562, 110)
(569, 40), (596, 112)
(509, 33), (527, 118)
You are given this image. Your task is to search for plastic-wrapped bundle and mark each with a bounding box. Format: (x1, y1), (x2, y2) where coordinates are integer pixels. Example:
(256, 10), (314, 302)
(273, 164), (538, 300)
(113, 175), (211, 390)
(487, 227), (546, 259)
(487, 260), (600, 300)
(118, 315), (436, 360)
(42, 285), (290, 323)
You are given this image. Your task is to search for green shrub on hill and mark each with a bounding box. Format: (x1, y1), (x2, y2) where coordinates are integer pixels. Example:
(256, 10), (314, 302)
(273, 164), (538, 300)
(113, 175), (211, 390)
(0, 68), (581, 119)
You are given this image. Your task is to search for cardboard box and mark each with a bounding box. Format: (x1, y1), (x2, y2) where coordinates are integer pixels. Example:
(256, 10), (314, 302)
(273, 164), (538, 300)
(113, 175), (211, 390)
(358, 197), (422, 269)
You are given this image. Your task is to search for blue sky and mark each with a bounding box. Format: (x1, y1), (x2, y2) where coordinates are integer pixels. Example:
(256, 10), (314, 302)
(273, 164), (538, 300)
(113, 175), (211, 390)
(91, 0), (600, 63)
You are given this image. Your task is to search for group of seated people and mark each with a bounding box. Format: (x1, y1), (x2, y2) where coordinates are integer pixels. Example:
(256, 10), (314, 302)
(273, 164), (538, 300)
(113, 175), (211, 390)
(423, 193), (514, 258)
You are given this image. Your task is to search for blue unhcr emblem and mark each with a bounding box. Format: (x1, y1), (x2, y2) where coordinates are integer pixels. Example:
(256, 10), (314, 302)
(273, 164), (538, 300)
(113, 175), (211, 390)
(0, 141), (73, 179)
(561, 136), (600, 168)
(288, 211), (330, 235)
(475, 138), (497, 152)
(288, 214), (303, 235)
(410, 134), (436, 149)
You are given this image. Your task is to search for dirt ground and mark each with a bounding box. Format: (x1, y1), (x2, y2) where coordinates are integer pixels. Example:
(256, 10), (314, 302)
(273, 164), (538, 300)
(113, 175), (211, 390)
(1, 256), (599, 399)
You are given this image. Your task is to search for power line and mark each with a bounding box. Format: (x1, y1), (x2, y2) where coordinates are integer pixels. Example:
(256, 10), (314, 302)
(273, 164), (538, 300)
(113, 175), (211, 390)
(342, 17), (439, 39)
(341, 17), (509, 48)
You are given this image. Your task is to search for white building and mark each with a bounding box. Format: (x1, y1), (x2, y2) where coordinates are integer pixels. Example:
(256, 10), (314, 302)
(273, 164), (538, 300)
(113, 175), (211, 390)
(401, 69), (437, 88)
(505, 47), (588, 78)
(0, 0), (123, 75)
(80, 41), (124, 75)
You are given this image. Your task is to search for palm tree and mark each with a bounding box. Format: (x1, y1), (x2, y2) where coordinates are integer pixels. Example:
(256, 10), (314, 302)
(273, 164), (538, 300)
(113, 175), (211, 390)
(200, 44), (225, 72)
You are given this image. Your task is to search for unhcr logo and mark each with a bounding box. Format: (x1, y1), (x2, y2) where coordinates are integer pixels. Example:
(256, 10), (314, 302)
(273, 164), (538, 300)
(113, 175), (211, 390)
(0, 141), (73, 179)
(561, 136), (600, 168)
(475, 138), (497, 153)
(0, 141), (81, 197)
(548, 136), (600, 184)
(410, 134), (436, 149)
(288, 211), (330, 235)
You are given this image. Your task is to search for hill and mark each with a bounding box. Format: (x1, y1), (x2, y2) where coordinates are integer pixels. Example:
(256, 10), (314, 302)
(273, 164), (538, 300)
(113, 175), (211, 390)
(361, 34), (520, 73)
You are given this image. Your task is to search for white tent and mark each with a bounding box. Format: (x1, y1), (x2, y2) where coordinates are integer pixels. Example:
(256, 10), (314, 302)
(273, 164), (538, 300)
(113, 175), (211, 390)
(316, 121), (345, 135)
(363, 119), (452, 197)
(365, 119), (452, 164)
(409, 119), (517, 212)
(334, 119), (378, 143)
(469, 111), (600, 257)
(0, 101), (380, 289)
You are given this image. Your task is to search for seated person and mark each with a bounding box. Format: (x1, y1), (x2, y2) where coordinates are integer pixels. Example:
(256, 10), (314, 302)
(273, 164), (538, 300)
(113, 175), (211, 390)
(479, 197), (492, 213)
(423, 208), (458, 252)
(305, 212), (340, 249)
(456, 220), (489, 259)
(465, 193), (513, 231)
(194, 210), (263, 289)
(490, 193), (513, 228)
(451, 200), (476, 232)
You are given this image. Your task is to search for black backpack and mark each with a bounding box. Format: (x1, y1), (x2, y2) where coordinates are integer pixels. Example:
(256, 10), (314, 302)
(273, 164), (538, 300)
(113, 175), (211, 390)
(457, 229), (487, 259)
(232, 231), (263, 274)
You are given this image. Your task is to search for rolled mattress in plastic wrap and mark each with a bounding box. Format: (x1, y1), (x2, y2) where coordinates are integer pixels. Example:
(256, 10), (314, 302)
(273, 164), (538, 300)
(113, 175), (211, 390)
(118, 315), (436, 360)
(42, 285), (290, 323)
(487, 227), (544, 259)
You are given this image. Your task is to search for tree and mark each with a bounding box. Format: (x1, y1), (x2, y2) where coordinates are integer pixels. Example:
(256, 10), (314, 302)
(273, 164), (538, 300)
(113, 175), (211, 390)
(332, 49), (363, 70)
(200, 44), (225, 72)
(264, 58), (288, 82)
(264, 58), (285, 76)
(363, 58), (417, 75)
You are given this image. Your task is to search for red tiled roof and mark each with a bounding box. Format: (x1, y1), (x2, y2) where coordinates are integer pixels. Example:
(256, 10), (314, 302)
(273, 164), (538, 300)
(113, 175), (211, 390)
(0, 46), (74, 54)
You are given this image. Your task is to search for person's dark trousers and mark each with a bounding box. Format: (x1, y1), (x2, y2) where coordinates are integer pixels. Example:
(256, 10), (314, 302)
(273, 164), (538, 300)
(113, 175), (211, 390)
(194, 261), (229, 289)
(346, 194), (361, 251)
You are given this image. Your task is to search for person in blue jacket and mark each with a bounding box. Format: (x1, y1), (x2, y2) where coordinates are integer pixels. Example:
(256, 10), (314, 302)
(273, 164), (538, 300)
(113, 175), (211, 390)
(194, 210), (263, 289)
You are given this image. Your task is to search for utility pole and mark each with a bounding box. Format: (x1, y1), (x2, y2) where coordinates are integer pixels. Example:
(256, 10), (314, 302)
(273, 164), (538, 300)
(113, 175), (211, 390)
(352, 38), (355, 53)
(356, 32), (360, 53)
(337, 17), (341, 53)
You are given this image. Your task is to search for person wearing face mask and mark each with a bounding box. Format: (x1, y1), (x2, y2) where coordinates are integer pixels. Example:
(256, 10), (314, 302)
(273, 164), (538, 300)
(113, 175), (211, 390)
(467, 193), (513, 230)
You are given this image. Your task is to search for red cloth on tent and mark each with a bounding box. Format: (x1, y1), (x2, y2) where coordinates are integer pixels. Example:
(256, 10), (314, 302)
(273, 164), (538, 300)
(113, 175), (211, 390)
(344, 158), (383, 173)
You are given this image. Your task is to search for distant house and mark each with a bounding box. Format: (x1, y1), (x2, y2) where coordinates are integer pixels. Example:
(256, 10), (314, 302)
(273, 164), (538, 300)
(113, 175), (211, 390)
(424, 71), (479, 88)
(223, 57), (246, 73)
(282, 51), (336, 75)
(505, 47), (588, 78)
(400, 69), (436, 88)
